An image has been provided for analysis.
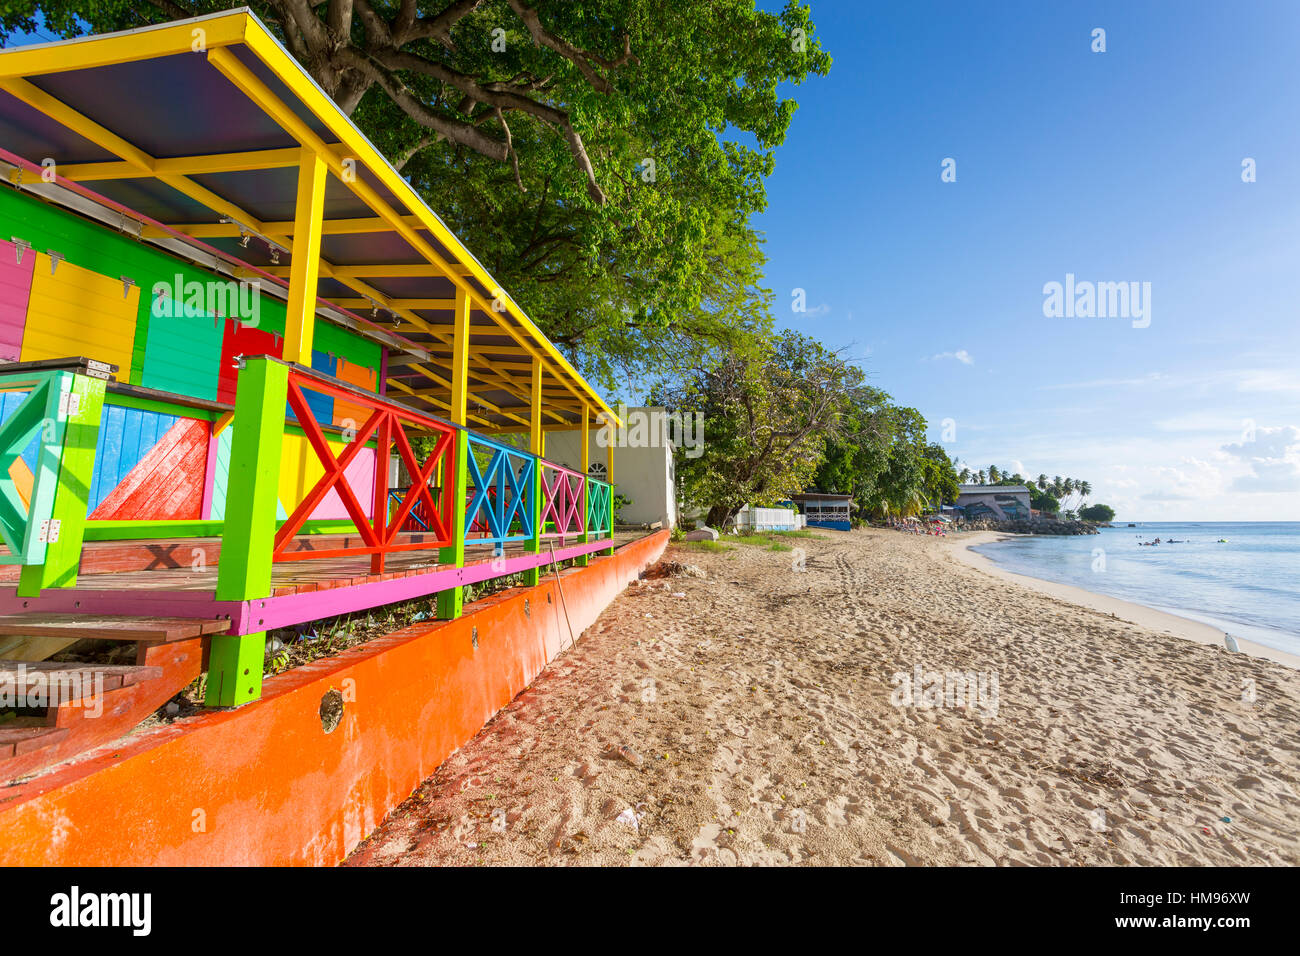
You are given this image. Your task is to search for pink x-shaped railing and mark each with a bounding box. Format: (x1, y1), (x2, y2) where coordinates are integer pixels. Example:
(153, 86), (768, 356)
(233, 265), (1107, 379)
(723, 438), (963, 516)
(539, 461), (587, 541)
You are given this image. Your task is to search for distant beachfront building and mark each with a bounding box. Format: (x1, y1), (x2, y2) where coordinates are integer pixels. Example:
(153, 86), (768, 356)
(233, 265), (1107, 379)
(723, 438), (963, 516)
(955, 484), (1031, 521)
(790, 492), (853, 531)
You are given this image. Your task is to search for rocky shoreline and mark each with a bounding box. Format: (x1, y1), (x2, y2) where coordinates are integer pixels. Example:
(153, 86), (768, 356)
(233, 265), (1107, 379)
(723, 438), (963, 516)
(956, 517), (1100, 535)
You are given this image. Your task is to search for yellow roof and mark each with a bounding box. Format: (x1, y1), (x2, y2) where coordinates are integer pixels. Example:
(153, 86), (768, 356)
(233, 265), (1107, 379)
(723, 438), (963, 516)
(0, 8), (616, 431)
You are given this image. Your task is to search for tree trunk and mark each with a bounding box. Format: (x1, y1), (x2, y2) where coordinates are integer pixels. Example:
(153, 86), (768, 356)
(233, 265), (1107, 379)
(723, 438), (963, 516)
(705, 504), (732, 528)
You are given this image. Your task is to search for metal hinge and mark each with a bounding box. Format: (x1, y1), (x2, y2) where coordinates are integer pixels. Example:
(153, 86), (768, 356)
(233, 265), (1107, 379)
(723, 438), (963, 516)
(58, 391), (81, 418)
(37, 519), (61, 544)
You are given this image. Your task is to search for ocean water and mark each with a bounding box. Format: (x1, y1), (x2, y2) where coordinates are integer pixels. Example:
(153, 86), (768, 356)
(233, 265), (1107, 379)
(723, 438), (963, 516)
(972, 522), (1300, 657)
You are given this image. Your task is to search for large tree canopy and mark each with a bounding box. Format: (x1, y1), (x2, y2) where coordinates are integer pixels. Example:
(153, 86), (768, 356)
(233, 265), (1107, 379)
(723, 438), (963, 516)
(658, 331), (861, 527)
(2, 1), (829, 387)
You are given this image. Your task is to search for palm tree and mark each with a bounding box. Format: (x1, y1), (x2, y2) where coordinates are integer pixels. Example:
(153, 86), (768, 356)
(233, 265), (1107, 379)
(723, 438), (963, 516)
(988, 464), (1000, 484)
(1077, 480), (1092, 508)
(1037, 474), (1049, 492)
(976, 469), (987, 485)
(958, 467), (971, 484)
(1051, 476), (1065, 498)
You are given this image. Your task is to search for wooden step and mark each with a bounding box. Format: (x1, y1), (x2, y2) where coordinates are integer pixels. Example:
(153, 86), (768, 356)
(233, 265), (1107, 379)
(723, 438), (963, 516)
(1, 633), (203, 782)
(0, 726), (69, 758)
(0, 614), (229, 643)
(1, 661), (163, 701)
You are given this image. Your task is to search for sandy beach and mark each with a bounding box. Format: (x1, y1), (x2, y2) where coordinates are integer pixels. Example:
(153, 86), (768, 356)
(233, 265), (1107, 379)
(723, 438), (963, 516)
(346, 527), (1300, 866)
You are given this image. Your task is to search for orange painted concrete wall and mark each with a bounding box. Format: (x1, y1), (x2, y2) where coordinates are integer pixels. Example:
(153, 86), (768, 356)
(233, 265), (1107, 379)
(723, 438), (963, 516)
(0, 531), (668, 866)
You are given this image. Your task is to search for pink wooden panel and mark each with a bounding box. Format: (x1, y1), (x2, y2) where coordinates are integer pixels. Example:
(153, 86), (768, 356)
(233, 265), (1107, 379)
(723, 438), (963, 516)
(0, 239), (35, 361)
(309, 447), (376, 521)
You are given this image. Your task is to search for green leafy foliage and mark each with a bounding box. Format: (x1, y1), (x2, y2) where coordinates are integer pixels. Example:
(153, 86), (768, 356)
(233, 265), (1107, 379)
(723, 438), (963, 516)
(1079, 503), (1116, 522)
(658, 331), (860, 527)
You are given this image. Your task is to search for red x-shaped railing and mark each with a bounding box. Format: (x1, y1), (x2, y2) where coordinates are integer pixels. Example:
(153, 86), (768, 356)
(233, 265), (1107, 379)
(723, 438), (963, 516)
(274, 366), (456, 572)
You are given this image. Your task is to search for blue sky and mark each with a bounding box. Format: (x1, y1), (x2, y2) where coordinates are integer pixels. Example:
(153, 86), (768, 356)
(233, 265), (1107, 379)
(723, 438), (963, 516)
(756, 0), (1300, 520)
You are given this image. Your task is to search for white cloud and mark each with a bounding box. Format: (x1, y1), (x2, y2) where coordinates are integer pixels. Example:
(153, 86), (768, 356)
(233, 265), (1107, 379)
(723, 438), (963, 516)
(1236, 370), (1300, 396)
(930, 349), (974, 365)
(1221, 425), (1300, 494)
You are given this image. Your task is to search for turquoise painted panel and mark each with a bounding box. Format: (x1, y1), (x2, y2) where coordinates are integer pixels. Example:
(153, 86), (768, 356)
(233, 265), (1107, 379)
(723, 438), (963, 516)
(209, 424), (233, 521)
(209, 425), (286, 521)
(140, 298), (224, 400)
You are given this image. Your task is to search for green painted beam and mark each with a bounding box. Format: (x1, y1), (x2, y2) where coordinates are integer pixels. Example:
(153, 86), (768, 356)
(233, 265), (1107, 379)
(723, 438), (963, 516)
(18, 373), (106, 593)
(209, 356), (288, 707)
(436, 428), (468, 619)
(205, 630), (265, 712)
(105, 392), (221, 421)
(522, 459), (543, 587)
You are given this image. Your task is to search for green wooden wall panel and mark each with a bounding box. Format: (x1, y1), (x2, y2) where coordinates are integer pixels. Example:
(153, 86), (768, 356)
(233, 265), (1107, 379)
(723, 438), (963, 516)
(315, 319), (380, 372)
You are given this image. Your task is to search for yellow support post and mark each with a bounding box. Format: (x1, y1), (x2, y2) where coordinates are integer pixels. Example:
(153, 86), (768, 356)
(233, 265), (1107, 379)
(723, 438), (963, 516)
(436, 288), (471, 619)
(283, 147), (327, 365)
(523, 358), (544, 586)
(576, 405), (590, 567)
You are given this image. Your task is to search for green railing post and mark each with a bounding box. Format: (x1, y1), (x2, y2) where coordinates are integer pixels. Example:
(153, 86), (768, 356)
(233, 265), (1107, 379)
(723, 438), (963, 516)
(523, 454), (543, 586)
(575, 479), (590, 567)
(436, 428), (467, 619)
(15, 371), (105, 595)
(605, 480), (615, 555)
(208, 356), (287, 707)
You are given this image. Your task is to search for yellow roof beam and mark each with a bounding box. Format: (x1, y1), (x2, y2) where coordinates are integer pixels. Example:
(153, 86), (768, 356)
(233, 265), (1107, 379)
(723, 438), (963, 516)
(54, 146), (303, 181)
(331, 298), (457, 312)
(0, 13), (248, 79)
(385, 376), (494, 429)
(329, 276), (450, 346)
(256, 262), (472, 279)
(460, 367), (571, 423)
(148, 215), (439, 240)
(407, 367), (531, 429)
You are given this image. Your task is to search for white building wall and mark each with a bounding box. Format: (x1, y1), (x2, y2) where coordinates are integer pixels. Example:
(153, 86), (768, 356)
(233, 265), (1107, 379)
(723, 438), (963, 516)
(544, 406), (677, 528)
(734, 505), (800, 532)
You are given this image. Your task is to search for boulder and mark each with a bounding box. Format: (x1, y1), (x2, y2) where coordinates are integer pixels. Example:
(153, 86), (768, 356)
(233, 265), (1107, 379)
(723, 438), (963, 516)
(683, 525), (719, 541)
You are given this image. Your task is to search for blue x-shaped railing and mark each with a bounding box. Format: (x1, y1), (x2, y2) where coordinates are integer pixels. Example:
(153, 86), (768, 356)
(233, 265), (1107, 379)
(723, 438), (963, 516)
(464, 433), (535, 544)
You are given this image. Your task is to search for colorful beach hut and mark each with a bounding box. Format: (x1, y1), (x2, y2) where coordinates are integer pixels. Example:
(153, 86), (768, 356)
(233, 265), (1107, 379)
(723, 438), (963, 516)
(0, 10), (628, 779)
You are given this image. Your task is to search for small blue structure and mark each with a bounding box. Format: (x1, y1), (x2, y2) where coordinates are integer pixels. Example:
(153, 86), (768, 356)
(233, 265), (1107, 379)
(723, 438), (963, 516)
(791, 492), (853, 531)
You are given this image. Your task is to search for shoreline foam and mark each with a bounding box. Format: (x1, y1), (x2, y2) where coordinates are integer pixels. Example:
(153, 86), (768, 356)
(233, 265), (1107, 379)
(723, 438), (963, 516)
(949, 531), (1300, 670)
